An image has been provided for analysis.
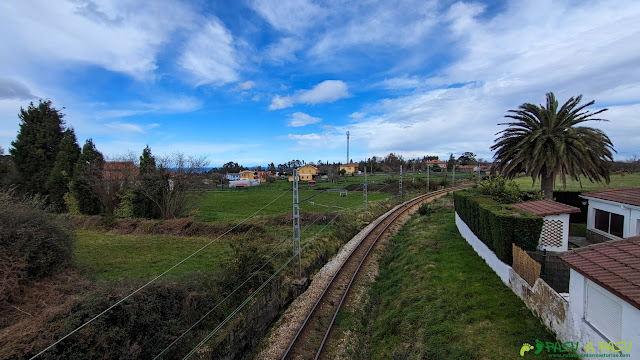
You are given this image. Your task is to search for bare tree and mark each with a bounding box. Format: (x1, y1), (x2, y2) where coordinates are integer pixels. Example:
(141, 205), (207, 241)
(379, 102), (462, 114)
(138, 153), (208, 219)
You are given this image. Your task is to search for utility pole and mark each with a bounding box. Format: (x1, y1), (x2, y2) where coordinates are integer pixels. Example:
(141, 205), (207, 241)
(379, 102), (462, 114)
(453, 163), (456, 186)
(399, 165), (403, 199)
(427, 164), (430, 193)
(363, 166), (368, 211)
(346, 131), (350, 164)
(292, 168), (301, 278)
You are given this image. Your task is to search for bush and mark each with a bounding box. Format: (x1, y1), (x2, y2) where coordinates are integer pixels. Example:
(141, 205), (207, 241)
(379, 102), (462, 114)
(417, 203), (434, 216)
(477, 176), (523, 203)
(0, 191), (75, 280)
(454, 190), (543, 265)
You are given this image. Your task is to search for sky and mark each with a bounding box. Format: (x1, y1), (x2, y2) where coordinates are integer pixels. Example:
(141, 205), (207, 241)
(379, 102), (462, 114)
(1, 0), (639, 167)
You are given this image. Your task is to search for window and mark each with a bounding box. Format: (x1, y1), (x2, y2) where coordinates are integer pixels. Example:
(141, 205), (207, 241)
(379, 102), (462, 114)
(594, 209), (624, 238)
(585, 280), (622, 341)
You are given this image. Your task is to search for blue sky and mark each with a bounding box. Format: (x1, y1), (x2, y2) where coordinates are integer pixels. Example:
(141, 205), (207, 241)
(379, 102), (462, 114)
(1, 0), (639, 167)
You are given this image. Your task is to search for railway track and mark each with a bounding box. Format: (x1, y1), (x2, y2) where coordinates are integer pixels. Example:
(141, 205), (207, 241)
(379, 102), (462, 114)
(281, 185), (469, 360)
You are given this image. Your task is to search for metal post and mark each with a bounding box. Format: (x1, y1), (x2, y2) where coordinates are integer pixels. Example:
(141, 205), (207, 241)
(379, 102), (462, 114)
(292, 169), (301, 278)
(399, 165), (403, 199)
(363, 166), (367, 211)
(427, 165), (430, 193)
(453, 163), (456, 186)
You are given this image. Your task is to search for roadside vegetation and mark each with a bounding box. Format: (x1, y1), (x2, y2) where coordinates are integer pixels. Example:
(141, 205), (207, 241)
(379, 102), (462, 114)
(338, 197), (555, 359)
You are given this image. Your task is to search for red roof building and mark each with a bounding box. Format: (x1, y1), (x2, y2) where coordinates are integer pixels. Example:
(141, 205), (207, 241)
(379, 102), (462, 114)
(511, 200), (581, 252)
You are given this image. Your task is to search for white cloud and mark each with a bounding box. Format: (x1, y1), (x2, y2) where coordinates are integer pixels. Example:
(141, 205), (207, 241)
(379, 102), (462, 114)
(349, 112), (365, 119)
(269, 80), (350, 110)
(288, 112), (321, 127)
(236, 81), (255, 90)
(264, 37), (302, 64)
(377, 76), (423, 90)
(268, 95), (294, 110)
(250, 0), (324, 34)
(287, 133), (323, 141)
(0, 0), (197, 80)
(179, 19), (240, 86)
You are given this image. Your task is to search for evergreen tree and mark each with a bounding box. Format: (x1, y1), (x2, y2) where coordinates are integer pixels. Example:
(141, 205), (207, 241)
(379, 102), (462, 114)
(447, 153), (456, 171)
(9, 100), (65, 197)
(46, 129), (81, 212)
(71, 139), (104, 215)
(134, 145), (161, 218)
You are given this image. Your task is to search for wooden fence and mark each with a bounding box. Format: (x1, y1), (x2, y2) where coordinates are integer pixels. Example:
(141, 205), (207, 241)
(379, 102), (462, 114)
(512, 244), (541, 286)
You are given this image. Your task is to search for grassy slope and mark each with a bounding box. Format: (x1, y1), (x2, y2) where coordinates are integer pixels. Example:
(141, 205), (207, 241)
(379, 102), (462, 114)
(363, 201), (555, 359)
(75, 229), (232, 281)
(513, 172), (640, 192)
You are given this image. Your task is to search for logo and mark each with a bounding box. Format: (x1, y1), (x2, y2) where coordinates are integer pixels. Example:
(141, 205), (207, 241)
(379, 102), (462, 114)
(519, 339), (632, 358)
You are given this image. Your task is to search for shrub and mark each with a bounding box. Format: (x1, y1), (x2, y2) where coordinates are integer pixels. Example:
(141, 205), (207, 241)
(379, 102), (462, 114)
(454, 190), (543, 265)
(0, 191), (75, 280)
(417, 203), (434, 216)
(477, 176), (523, 203)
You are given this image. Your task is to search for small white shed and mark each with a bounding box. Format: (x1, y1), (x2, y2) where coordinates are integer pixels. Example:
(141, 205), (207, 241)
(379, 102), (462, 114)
(581, 188), (640, 243)
(511, 200), (581, 252)
(561, 237), (640, 354)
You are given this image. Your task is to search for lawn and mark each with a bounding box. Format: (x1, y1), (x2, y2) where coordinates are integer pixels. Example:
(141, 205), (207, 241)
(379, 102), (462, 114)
(359, 199), (556, 359)
(74, 229), (233, 281)
(194, 183), (390, 222)
(513, 172), (640, 192)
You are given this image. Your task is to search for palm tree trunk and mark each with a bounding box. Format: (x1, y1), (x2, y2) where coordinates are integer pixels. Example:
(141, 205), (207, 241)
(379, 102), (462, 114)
(541, 173), (554, 200)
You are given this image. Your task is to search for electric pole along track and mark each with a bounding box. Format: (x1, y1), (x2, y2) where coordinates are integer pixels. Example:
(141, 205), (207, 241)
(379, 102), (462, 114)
(282, 185), (469, 360)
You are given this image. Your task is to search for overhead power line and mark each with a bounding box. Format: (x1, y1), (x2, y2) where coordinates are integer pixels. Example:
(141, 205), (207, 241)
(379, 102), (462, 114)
(30, 188), (292, 360)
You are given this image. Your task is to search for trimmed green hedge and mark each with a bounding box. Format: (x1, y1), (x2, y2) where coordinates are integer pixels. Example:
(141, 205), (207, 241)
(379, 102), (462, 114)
(454, 190), (543, 265)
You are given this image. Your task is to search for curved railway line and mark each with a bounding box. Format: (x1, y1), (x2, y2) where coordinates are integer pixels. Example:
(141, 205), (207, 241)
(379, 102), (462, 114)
(281, 185), (470, 360)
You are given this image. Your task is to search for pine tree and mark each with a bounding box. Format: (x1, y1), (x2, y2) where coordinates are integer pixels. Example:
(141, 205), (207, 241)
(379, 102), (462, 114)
(71, 139), (104, 215)
(46, 129), (81, 212)
(134, 145), (161, 218)
(10, 100), (65, 197)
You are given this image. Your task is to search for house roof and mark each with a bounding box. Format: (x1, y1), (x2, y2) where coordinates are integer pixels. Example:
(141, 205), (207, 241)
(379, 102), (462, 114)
(340, 163), (359, 167)
(561, 236), (640, 310)
(581, 187), (640, 207)
(510, 200), (581, 216)
(425, 160), (446, 165)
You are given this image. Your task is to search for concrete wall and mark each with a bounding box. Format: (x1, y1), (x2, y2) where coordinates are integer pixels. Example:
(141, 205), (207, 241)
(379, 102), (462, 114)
(455, 213), (510, 284)
(456, 212), (637, 355)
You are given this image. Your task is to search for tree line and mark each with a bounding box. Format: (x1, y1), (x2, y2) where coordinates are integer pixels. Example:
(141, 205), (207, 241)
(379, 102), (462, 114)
(4, 100), (206, 219)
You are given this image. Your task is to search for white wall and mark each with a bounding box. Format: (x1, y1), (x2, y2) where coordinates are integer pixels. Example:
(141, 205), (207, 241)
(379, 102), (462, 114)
(539, 213), (570, 252)
(455, 213), (510, 284)
(585, 198), (640, 238)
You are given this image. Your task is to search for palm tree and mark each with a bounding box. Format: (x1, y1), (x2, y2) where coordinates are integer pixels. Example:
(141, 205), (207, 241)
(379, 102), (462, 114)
(491, 92), (615, 199)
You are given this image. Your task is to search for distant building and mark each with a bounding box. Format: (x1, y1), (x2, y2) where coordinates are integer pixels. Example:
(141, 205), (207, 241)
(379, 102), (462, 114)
(424, 159), (446, 167)
(225, 173), (241, 181)
(288, 164), (319, 182)
(339, 162), (359, 175)
(102, 161), (138, 181)
(239, 170), (255, 179)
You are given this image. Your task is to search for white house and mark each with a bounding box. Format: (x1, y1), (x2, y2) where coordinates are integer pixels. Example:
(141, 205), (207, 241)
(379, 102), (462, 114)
(511, 199), (581, 252)
(561, 236), (640, 354)
(225, 173), (241, 181)
(581, 188), (640, 243)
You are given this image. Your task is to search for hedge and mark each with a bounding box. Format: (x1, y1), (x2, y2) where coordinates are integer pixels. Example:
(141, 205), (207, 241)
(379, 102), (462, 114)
(454, 190), (543, 265)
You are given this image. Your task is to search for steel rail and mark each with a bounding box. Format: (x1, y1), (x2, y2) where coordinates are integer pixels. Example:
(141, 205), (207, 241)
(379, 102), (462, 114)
(282, 185), (468, 359)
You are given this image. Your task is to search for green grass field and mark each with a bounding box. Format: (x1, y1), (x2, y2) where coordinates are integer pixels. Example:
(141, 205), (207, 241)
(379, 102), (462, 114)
(194, 184), (390, 222)
(357, 199), (555, 359)
(513, 172), (640, 192)
(74, 229), (233, 281)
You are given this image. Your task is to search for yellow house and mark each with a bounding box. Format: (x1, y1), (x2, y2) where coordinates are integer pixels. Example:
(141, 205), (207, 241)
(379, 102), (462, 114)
(339, 163), (359, 175)
(239, 170), (255, 179)
(288, 164), (319, 182)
